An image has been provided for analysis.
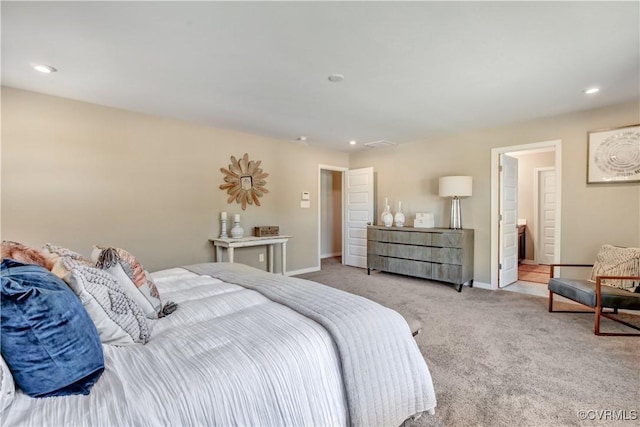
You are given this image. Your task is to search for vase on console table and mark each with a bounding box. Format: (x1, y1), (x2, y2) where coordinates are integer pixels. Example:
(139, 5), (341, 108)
(230, 214), (244, 238)
(394, 201), (405, 227)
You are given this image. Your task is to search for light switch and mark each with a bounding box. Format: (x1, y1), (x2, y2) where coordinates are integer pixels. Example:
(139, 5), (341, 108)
(302, 191), (310, 201)
(301, 200), (310, 208)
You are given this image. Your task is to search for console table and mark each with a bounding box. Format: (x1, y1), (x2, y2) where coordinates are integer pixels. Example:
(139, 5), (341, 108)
(210, 236), (291, 275)
(367, 226), (474, 292)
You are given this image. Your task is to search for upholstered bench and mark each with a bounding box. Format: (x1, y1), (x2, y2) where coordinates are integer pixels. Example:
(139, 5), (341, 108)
(548, 263), (640, 336)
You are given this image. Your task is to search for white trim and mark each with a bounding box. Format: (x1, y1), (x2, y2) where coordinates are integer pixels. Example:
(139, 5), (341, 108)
(286, 266), (320, 277)
(321, 252), (342, 259)
(520, 259), (536, 265)
(317, 165), (348, 272)
(470, 281), (492, 290)
(491, 140), (562, 290)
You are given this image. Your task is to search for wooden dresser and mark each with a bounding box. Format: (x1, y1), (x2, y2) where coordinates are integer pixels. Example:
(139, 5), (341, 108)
(367, 226), (474, 292)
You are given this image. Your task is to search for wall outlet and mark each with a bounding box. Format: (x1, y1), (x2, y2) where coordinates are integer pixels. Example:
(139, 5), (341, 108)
(258, 253), (265, 262)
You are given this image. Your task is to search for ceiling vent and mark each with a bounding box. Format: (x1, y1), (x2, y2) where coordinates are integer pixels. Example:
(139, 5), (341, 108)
(363, 140), (397, 148)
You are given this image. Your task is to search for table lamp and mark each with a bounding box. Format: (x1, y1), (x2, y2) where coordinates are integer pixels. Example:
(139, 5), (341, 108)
(439, 176), (472, 229)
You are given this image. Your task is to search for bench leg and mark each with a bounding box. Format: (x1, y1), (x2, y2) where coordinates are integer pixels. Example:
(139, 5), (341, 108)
(548, 291), (554, 312)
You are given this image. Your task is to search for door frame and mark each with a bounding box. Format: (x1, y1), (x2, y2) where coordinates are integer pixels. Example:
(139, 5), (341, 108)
(317, 164), (348, 270)
(490, 140), (562, 290)
(533, 166), (556, 264)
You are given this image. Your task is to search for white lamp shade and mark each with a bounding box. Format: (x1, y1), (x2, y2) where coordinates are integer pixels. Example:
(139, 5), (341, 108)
(439, 176), (473, 197)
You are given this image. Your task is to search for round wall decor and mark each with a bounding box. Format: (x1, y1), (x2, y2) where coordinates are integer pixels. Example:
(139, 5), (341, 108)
(220, 153), (269, 210)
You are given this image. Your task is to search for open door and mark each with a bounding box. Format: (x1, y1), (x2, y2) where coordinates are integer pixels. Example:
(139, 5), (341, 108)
(344, 167), (374, 268)
(499, 154), (518, 287)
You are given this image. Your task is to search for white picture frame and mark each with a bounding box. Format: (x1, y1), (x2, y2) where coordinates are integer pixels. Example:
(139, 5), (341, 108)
(587, 124), (640, 183)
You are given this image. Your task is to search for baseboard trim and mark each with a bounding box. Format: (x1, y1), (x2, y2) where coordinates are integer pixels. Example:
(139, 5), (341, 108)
(321, 252), (342, 259)
(521, 259), (536, 265)
(470, 281), (493, 290)
(287, 265), (320, 276)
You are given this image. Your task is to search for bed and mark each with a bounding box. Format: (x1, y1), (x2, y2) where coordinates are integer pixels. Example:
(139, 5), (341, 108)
(1, 261), (436, 426)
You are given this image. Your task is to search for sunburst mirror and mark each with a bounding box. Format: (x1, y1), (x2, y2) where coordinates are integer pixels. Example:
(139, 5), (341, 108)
(219, 153), (269, 210)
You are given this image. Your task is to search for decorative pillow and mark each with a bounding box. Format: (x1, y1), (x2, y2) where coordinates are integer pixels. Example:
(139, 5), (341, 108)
(0, 259), (104, 397)
(0, 355), (15, 414)
(41, 243), (93, 279)
(1, 240), (52, 270)
(91, 246), (170, 318)
(61, 258), (151, 345)
(590, 244), (640, 293)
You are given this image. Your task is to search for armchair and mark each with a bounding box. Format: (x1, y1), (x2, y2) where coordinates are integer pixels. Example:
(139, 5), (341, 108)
(548, 263), (640, 336)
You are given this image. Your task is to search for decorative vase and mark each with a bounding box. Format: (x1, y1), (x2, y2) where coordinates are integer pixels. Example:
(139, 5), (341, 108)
(381, 204), (393, 227)
(230, 214), (244, 238)
(394, 201), (405, 227)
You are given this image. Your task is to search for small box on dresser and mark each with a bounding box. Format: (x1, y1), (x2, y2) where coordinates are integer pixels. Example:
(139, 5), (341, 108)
(367, 225), (474, 292)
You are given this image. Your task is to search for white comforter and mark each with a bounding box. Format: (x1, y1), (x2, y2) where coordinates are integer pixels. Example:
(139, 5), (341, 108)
(2, 263), (436, 427)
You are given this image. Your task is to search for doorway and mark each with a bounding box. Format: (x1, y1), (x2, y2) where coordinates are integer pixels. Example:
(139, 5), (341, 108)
(318, 165), (347, 270)
(490, 140), (562, 290)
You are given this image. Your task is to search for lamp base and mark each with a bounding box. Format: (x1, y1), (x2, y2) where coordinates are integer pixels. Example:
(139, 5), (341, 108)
(450, 196), (463, 229)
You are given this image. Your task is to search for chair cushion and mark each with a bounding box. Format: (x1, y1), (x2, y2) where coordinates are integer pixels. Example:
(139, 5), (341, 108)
(549, 278), (640, 310)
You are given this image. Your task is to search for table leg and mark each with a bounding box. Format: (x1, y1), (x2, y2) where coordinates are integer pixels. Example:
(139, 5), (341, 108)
(268, 244), (274, 273)
(281, 242), (287, 275)
(216, 246), (222, 262)
(228, 247), (234, 263)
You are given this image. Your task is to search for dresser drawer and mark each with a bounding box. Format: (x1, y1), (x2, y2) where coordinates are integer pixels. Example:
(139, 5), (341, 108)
(387, 258), (432, 278)
(432, 263), (463, 283)
(368, 228), (431, 246)
(367, 254), (388, 271)
(430, 247), (463, 264)
(431, 232), (464, 248)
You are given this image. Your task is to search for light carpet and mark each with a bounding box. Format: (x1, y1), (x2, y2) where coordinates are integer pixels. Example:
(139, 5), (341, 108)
(297, 258), (639, 427)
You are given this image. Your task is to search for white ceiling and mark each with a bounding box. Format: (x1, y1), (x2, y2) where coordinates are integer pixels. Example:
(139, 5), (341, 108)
(2, 1), (639, 151)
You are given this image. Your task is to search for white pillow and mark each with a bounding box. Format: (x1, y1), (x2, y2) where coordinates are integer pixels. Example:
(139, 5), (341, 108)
(64, 263), (151, 345)
(0, 355), (15, 413)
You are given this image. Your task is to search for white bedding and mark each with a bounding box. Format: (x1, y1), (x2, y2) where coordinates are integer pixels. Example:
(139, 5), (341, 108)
(2, 267), (348, 426)
(2, 263), (436, 427)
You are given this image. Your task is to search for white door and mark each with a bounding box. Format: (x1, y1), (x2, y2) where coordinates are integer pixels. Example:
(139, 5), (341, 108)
(344, 167), (374, 268)
(499, 154), (519, 287)
(538, 168), (556, 264)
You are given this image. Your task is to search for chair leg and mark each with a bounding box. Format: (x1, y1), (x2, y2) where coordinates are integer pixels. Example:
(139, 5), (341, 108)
(548, 291), (554, 312)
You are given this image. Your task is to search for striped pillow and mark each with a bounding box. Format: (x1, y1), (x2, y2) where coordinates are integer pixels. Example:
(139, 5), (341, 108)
(590, 244), (640, 293)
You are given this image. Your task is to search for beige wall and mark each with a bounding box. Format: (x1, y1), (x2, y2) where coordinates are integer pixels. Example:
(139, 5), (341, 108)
(3, 87), (639, 282)
(1, 87), (349, 272)
(350, 101), (640, 284)
(510, 150), (555, 260)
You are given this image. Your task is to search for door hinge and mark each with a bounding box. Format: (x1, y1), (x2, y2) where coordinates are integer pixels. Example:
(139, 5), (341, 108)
(499, 214), (502, 221)
(499, 263), (502, 269)
(499, 165), (503, 172)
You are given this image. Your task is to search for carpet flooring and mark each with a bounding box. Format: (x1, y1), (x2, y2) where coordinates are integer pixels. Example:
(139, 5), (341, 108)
(518, 264), (551, 284)
(297, 258), (639, 427)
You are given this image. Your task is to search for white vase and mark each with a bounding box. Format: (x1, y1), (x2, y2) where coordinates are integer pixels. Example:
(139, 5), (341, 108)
(394, 201), (405, 227)
(230, 221), (244, 238)
(381, 205), (393, 227)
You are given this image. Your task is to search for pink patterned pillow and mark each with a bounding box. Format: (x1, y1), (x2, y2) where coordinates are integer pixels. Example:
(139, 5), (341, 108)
(1, 241), (52, 270)
(91, 246), (166, 318)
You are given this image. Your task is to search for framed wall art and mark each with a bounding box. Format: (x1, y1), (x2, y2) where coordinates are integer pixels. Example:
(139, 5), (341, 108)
(587, 124), (640, 183)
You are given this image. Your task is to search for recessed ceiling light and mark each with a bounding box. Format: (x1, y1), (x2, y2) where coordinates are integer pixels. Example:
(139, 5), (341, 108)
(349, 140), (357, 145)
(32, 64), (57, 73)
(584, 87), (599, 94)
(328, 74), (344, 83)
(297, 136), (307, 142)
